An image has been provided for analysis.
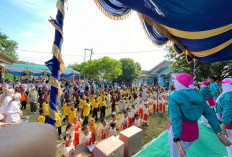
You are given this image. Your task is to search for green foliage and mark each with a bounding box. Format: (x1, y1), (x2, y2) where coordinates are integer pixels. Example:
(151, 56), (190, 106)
(165, 45), (232, 81)
(0, 31), (18, 60)
(116, 58), (142, 83)
(69, 57), (122, 81)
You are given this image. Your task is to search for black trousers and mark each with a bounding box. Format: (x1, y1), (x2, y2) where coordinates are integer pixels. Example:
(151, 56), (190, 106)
(45, 116), (48, 123)
(112, 104), (115, 113)
(92, 108), (98, 120)
(30, 102), (37, 112)
(100, 106), (106, 118)
(21, 101), (27, 110)
(57, 126), (62, 137)
(82, 116), (89, 126)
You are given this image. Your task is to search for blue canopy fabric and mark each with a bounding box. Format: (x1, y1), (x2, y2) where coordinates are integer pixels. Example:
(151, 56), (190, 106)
(4, 63), (79, 77)
(93, 0), (232, 63)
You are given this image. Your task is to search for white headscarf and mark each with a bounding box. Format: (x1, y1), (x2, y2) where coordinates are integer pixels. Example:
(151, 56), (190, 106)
(216, 78), (232, 103)
(174, 80), (194, 91)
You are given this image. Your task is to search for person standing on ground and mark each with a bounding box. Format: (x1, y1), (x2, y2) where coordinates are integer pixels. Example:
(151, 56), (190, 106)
(28, 86), (39, 113)
(168, 73), (231, 157)
(216, 78), (232, 157)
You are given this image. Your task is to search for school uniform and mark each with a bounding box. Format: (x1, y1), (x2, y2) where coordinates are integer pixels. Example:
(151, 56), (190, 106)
(100, 100), (106, 118)
(63, 104), (70, 121)
(92, 102), (99, 120)
(122, 116), (128, 130)
(73, 124), (81, 147)
(63, 143), (75, 157)
(80, 132), (92, 147)
(69, 108), (77, 123)
(42, 102), (49, 123)
(82, 103), (90, 126)
(37, 115), (45, 123)
(56, 110), (62, 137)
(143, 107), (149, 125)
(107, 127), (117, 138)
(99, 124), (108, 140)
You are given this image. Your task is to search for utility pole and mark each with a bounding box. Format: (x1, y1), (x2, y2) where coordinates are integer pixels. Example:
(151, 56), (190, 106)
(84, 48), (93, 82)
(90, 48), (93, 60)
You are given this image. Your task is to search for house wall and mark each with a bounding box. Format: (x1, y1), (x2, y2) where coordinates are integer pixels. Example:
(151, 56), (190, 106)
(158, 68), (173, 87)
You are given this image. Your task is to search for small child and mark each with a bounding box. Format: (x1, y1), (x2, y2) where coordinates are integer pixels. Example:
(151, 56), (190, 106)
(57, 134), (75, 157)
(73, 117), (82, 147)
(37, 108), (45, 123)
(92, 98), (99, 121)
(69, 104), (77, 123)
(82, 98), (90, 126)
(134, 113), (147, 128)
(63, 100), (71, 122)
(80, 125), (92, 147)
(100, 97), (106, 118)
(98, 118), (108, 140)
(56, 109), (62, 138)
(107, 122), (117, 138)
(122, 110), (128, 130)
(143, 104), (149, 126)
(111, 113), (118, 126)
(112, 108), (117, 115)
(138, 101), (144, 119)
(152, 98), (156, 114)
(42, 97), (49, 123)
(127, 107), (133, 127)
(89, 118), (98, 145)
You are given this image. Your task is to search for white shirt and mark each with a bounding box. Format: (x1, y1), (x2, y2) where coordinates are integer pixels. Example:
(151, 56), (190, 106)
(109, 127), (117, 137)
(99, 124), (108, 139)
(5, 101), (20, 123)
(122, 116), (128, 125)
(134, 118), (145, 127)
(1, 96), (12, 114)
(64, 142), (74, 157)
(80, 132), (92, 144)
(143, 107), (149, 115)
(128, 111), (134, 118)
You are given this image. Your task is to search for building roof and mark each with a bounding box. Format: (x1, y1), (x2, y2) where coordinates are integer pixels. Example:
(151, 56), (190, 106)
(148, 60), (170, 75)
(0, 52), (17, 65)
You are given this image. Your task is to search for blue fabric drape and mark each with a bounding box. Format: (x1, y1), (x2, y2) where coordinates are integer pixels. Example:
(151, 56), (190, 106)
(94, 0), (232, 63)
(6, 69), (25, 76)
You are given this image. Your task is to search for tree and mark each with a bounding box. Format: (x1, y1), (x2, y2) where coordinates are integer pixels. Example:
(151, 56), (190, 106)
(0, 31), (18, 60)
(165, 45), (232, 81)
(97, 57), (122, 81)
(69, 57), (122, 81)
(116, 58), (142, 83)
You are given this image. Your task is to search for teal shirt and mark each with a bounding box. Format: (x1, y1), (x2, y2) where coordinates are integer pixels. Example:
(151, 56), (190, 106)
(216, 91), (232, 125)
(199, 87), (214, 99)
(168, 89), (221, 139)
(210, 82), (221, 99)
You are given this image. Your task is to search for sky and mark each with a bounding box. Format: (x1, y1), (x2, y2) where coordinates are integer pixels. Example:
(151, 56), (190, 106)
(0, 0), (167, 70)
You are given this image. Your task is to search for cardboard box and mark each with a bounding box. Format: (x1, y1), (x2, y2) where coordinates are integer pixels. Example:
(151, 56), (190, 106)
(119, 126), (142, 157)
(93, 136), (124, 157)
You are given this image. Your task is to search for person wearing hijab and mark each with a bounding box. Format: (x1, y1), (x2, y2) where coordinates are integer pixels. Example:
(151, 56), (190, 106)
(216, 78), (232, 157)
(0, 89), (14, 122)
(89, 118), (98, 145)
(199, 81), (216, 125)
(5, 93), (22, 123)
(168, 73), (231, 157)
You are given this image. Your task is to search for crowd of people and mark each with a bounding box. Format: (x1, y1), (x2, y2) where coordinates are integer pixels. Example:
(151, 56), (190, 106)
(0, 74), (232, 157)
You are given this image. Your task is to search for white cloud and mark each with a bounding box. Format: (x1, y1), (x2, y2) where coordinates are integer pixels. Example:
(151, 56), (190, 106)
(21, 32), (35, 37)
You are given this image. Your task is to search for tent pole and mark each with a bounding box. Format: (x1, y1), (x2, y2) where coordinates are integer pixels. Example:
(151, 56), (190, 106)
(46, 0), (65, 127)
